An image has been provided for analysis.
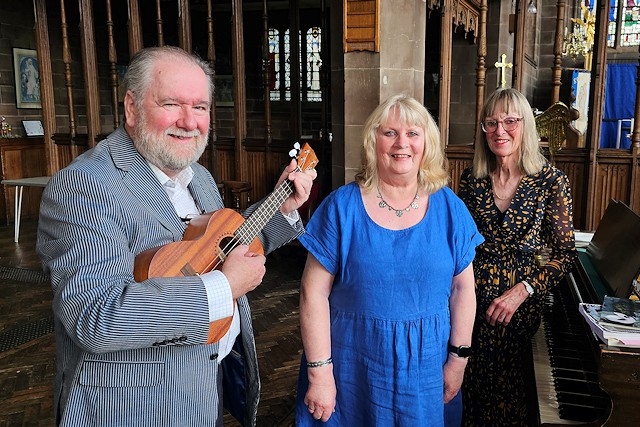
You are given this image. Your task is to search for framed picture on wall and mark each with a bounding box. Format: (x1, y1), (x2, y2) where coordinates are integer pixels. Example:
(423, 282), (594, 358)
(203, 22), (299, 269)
(13, 48), (42, 109)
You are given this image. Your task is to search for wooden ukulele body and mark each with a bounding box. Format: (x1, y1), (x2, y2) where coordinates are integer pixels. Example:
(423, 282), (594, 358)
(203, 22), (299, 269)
(134, 208), (263, 282)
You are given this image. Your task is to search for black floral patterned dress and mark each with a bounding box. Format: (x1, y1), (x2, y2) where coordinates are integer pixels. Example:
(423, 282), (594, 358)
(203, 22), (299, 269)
(457, 162), (576, 426)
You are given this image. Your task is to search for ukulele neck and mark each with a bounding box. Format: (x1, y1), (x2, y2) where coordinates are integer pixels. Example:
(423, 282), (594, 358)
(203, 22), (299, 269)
(233, 169), (298, 245)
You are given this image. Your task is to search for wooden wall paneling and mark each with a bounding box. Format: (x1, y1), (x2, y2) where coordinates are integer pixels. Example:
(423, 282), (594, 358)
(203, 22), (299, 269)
(442, 145), (640, 232)
(52, 135), (89, 170)
(106, 0), (121, 130)
(79, 0), (102, 147)
(439, 1), (452, 146)
(215, 140), (236, 183)
(178, 0), (192, 52)
(127, 0), (143, 57)
(232, 0), (248, 180)
(593, 151), (634, 225)
(585, 0), (610, 230)
(513, 0), (525, 91)
(444, 145), (474, 193)
(33, 0), (60, 176)
(262, 0), (273, 152)
(453, 0), (479, 36)
(245, 149), (267, 207)
(206, 0), (218, 176)
(632, 152), (640, 212)
(60, 0), (78, 139)
(197, 148), (211, 173)
(0, 138), (47, 223)
(343, 0), (379, 52)
(268, 148), (293, 208)
(241, 140), (293, 207)
(551, 0), (566, 103)
(155, 0), (165, 46)
(554, 149), (588, 230)
(475, 0), (487, 126)
(447, 159), (472, 193)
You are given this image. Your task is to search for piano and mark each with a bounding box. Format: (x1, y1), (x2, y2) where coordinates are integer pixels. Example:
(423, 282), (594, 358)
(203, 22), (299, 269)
(532, 200), (640, 426)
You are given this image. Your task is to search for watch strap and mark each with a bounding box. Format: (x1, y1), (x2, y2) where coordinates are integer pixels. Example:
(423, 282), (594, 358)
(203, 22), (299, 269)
(448, 342), (472, 358)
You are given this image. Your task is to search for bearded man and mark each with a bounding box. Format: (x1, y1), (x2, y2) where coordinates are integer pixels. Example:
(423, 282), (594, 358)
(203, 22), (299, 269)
(37, 46), (316, 427)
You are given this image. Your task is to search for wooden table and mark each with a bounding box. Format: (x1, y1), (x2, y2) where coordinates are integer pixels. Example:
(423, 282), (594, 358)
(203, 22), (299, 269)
(1, 176), (50, 242)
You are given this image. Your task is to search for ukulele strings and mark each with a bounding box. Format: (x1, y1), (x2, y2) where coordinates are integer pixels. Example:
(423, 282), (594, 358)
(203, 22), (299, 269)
(216, 170), (298, 266)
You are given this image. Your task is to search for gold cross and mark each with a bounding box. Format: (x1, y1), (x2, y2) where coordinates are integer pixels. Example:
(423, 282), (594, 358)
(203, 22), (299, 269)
(494, 54), (513, 88)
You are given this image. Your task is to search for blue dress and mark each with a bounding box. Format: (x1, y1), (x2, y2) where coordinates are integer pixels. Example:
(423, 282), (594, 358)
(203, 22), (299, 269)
(295, 182), (484, 426)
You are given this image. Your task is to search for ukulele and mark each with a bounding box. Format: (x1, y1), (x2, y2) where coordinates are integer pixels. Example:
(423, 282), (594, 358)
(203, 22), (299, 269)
(133, 142), (318, 342)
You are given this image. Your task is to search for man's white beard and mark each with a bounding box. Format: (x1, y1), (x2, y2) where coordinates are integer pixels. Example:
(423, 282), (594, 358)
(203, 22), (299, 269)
(133, 112), (209, 173)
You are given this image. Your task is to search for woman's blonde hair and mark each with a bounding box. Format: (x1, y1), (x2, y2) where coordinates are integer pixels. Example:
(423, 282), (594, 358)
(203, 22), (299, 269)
(472, 88), (545, 177)
(354, 94), (449, 194)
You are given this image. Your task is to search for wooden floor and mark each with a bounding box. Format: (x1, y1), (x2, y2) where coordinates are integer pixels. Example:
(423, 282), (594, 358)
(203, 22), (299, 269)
(0, 219), (306, 426)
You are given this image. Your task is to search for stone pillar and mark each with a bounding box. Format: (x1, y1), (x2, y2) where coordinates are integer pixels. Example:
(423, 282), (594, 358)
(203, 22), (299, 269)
(332, 0), (426, 186)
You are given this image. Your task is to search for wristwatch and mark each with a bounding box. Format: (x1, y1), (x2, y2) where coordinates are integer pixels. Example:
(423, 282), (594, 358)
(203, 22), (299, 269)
(448, 342), (472, 358)
(522, 280), (535, 297)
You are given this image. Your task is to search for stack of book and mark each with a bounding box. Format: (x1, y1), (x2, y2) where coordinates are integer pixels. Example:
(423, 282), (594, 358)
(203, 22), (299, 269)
(578, 295), (640, 348)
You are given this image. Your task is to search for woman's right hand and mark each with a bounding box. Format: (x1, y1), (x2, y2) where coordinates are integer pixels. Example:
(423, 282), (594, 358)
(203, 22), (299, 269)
(304, 365), (337, 422)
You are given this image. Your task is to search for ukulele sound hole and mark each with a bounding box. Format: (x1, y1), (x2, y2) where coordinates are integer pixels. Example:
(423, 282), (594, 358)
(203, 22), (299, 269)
(218, 236), (241, 262)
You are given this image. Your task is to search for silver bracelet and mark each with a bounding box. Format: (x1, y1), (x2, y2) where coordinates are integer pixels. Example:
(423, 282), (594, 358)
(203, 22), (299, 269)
(307, 357), (332, 368)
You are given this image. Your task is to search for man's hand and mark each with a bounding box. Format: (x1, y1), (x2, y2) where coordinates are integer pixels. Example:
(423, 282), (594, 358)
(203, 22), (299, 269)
(277, 158), (318, 215)
(220, 245), (266, 299)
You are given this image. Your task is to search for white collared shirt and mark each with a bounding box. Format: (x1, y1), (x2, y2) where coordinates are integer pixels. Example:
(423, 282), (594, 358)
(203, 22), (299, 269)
(149, 162), (239, 359)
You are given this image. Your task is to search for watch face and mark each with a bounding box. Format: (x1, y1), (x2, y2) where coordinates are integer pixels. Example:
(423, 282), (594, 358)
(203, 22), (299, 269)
(457, 346), (472, 358)
(449, 343), (471, 357)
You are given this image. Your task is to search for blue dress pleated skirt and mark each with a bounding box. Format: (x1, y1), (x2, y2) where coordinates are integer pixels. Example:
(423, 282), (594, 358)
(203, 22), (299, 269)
(295, 182), (483, 426)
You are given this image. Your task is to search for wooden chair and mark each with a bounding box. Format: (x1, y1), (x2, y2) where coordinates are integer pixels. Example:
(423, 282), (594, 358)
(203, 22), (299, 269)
(221, 180), (252, 211)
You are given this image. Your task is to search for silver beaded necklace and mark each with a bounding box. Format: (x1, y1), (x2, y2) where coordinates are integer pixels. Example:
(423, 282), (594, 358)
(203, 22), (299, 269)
(377, 187), (420, 217)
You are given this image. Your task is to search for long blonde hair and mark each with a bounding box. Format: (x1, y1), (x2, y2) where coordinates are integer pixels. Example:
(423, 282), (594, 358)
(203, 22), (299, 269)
(354, 94), (449, 194)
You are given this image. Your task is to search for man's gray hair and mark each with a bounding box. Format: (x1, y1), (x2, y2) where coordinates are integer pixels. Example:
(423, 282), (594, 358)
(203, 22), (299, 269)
(123, 46), (214, 109)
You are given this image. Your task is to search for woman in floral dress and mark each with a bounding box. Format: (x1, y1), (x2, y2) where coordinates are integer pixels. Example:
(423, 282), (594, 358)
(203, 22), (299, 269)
(458, 88), (576, 426)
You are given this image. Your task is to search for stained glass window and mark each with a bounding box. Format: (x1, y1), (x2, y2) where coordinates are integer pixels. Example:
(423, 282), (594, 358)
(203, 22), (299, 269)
(268, 27), (322, 102)
(269, 28), (281, 101)
(306, 27), (322, 102)
(284, 29), (292, 101)
(620, 0), (640, 46)
(606, 0), (640, 47)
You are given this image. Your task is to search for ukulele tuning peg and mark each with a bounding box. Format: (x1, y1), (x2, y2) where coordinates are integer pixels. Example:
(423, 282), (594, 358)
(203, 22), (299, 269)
(289, 142), (301, 158)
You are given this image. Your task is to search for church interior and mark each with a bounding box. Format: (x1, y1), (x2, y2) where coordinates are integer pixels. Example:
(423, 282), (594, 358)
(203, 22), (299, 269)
(0, 0), (639, 425)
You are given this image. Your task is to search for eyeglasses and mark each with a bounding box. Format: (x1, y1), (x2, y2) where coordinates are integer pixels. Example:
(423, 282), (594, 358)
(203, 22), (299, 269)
(481, 117), (523, 133)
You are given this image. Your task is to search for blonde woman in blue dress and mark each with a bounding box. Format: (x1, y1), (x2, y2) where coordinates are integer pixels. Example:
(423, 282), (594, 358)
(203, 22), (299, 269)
(295, 95), (484, 426)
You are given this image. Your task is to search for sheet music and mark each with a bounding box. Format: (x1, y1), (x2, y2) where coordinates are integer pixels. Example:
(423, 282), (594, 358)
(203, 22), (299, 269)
(574, 231), (594, 248)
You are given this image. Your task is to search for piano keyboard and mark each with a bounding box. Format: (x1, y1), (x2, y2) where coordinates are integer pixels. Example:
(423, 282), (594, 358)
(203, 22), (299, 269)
(532, 315), (582, 424)
(531, 288), (610, 425)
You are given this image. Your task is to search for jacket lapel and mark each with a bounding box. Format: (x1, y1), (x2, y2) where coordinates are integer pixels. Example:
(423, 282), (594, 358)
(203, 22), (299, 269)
(106, 126), (185, 236)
